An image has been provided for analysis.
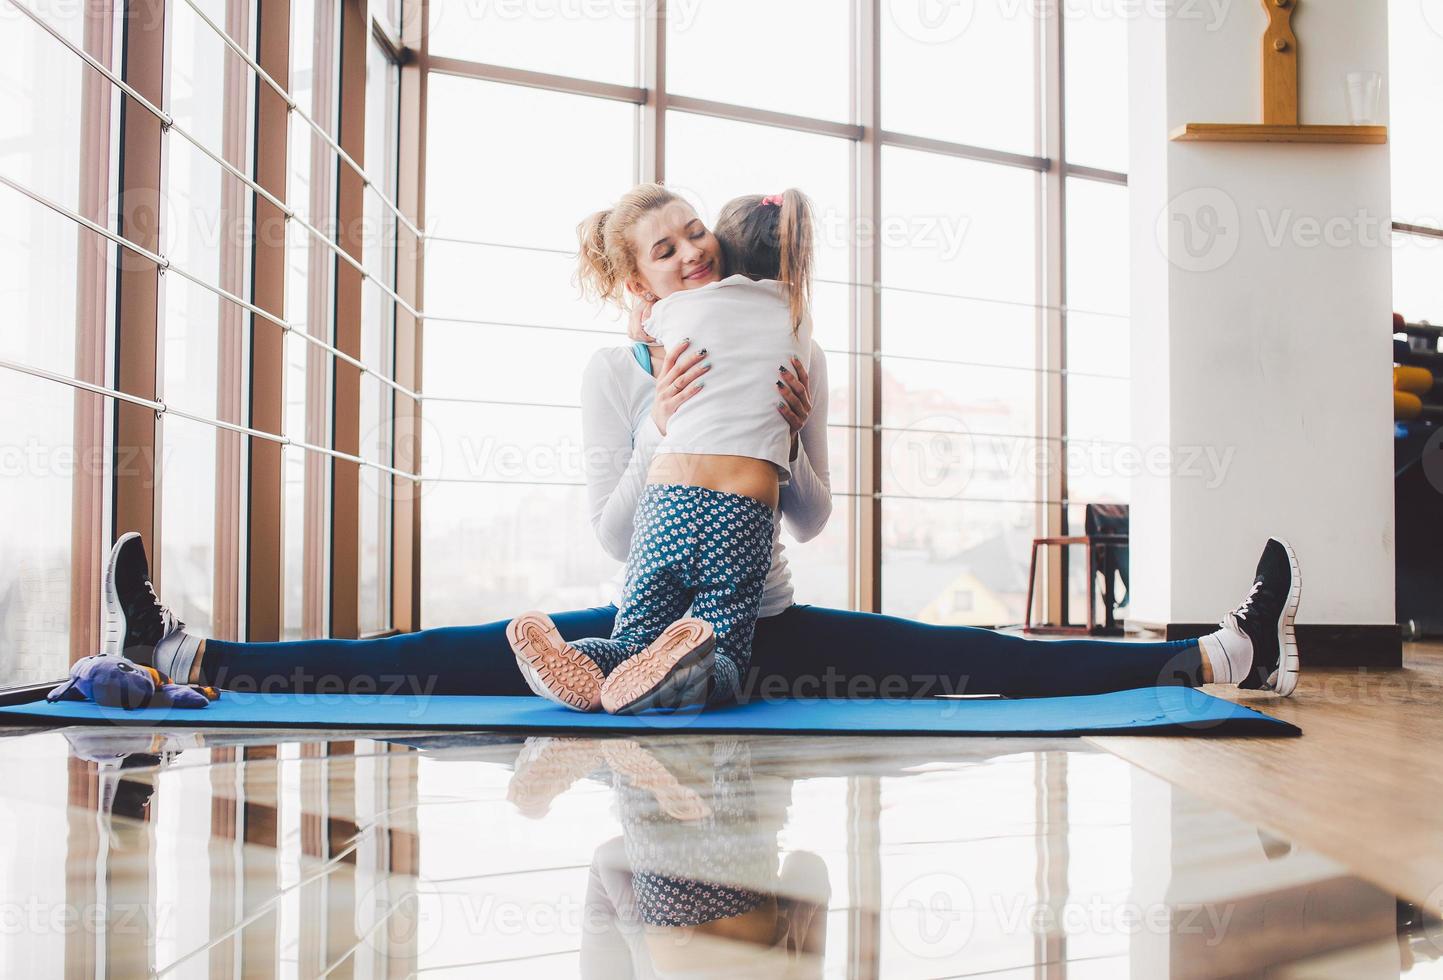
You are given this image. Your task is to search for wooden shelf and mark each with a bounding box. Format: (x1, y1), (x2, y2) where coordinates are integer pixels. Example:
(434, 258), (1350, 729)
(1170, 123), (1388, 144)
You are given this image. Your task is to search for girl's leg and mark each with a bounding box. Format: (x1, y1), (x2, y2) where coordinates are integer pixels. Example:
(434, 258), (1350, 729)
(200, 606), (618, 696)
(685, 492), (775, 703)
(573, 485), (699, 677)
(747, 605), (1204, 699)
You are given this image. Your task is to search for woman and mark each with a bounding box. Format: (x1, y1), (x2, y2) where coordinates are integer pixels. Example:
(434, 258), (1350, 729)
(98, 186), (1300, 702)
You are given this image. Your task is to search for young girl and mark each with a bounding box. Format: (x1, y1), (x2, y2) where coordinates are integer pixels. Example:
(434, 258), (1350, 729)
(507, 187), (816, 715)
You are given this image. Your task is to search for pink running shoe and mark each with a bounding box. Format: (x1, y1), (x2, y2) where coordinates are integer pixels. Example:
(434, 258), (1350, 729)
(506, 611), (605, 712)
(600, 617), (715, 715)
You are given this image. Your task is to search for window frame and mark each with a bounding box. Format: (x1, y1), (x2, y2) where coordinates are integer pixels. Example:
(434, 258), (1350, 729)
(414, 0), (1127, 621)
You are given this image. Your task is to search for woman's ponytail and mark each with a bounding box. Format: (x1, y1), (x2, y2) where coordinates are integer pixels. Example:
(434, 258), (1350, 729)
(574, 183), (681, 309)
(575, 207), (618, 304)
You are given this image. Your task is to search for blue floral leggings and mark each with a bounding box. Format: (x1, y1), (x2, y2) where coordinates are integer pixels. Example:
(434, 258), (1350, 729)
(571, 484), (776, 703)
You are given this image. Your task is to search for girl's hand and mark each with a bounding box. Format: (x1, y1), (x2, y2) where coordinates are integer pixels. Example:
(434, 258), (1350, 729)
(627, 299), (657, 343)
(776, 355), (813, 456)
(651, 339), (710, 436)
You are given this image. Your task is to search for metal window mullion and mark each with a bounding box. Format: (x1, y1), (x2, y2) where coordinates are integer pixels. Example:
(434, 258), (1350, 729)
(177, 0), (423, 239)
(639, 0), (665, 182)
(853, 0), (883, 616)
(1037, 0), (1068, 626)
(424, 53), (645, 105)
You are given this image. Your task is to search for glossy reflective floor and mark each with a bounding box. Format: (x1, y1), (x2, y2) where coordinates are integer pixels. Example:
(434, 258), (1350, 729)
(1, 727), (1438, 978)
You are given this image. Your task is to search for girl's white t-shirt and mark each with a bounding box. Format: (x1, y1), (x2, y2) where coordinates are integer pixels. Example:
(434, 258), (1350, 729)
(644, 275), (812, 480)
(579, 340), (833, 619)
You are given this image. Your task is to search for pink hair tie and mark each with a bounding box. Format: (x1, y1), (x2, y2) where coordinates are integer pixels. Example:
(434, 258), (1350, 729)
(761, 194), (784, 207)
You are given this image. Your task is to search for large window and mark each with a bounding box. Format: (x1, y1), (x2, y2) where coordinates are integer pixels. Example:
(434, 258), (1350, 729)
(1, 0), (116, 685)
(0, 0), (417, 686)
(419, 2), (1132, 627)
(1389, 0), (1443, 324)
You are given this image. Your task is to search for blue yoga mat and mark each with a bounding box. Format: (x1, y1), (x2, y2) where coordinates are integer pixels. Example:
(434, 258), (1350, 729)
(0, 687), (1298, 737)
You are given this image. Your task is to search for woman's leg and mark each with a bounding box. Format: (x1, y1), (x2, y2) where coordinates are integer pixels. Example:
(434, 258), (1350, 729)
(746, 605), (1204, 699)
(200, 606), (618, 696)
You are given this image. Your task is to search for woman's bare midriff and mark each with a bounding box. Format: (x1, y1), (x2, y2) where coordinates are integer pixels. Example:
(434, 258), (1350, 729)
(647, 453), (779, 510)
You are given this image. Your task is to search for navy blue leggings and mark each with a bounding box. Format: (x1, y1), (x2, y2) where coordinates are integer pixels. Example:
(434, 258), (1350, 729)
(202, 604), (1203, 699)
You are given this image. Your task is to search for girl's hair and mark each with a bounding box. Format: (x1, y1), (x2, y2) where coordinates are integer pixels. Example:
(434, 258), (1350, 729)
(714, 188), (814, 332)
(575, 183), (681, 307)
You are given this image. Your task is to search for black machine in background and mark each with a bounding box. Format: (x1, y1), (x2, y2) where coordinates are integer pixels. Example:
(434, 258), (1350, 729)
(1393, 315), (1443, 638)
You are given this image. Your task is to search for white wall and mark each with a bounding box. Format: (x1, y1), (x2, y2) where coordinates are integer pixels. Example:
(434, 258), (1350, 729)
(1128, 0), (1395, 626)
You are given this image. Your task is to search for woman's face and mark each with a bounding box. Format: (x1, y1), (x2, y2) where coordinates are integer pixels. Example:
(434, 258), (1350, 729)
(627, 200), (723, 301)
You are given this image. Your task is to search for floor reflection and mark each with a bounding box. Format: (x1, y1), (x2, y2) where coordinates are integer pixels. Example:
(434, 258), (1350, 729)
(0, 726), (1436, 978)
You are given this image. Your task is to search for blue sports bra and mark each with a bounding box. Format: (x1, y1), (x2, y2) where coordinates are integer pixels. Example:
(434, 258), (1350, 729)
(631, 341), (652, 375)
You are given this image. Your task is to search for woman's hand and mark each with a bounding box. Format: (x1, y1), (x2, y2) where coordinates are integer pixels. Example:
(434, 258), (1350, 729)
(627, 299), (657, 343)
(776, 355), (813, 459)
(651, 339), (710, 436)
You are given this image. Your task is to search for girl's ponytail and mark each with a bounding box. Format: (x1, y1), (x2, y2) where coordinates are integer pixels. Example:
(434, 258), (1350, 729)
(714, 187), (816, 334)
(776, 188), (814, 333)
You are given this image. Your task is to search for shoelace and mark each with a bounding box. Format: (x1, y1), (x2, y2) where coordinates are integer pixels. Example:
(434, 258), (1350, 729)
(131, 579), (181, 639)
(1219, 580), (1263, 631)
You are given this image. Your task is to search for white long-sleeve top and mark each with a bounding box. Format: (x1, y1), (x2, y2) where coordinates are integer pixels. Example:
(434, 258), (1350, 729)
(645, 275), (812, 480)
(580, 339), (833, 618)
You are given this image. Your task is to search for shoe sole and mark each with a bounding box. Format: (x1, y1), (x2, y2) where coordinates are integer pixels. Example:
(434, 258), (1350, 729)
(1267, 537), (1302, 697)
(601, 618), (715, 715)
(507, 737), (607, 817)
(507, 612), (604, 712)
(101, 531), (139, 658)
(601, 740), (711, 820)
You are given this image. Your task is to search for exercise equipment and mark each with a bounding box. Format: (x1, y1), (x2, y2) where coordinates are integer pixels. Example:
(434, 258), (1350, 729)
(0, 687), (1300, 737)
(1393, 312), (1443, 636)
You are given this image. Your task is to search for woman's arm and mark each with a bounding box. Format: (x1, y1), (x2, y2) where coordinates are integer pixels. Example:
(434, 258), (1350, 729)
(779, 341), (832, 542)
(581, 344), (708, 561)
(581, 351), (664, 562)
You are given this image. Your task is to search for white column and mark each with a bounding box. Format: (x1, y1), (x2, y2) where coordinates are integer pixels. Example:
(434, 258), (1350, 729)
(1127, 0), (1395, 627)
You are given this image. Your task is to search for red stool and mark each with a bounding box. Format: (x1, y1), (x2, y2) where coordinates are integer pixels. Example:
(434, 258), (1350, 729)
(1024, 534), (1129, 636)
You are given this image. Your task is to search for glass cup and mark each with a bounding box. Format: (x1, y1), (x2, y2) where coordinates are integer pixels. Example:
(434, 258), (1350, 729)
(1345, 71), (1383, 126)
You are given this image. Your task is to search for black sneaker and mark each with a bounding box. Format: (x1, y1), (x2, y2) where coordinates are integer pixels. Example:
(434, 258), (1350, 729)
(102, 532), (199, 679)
(1221, 537), (1301, 696)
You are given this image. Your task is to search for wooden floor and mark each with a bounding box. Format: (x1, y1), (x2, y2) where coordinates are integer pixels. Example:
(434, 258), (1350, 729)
(1091, 641), (1443, 915)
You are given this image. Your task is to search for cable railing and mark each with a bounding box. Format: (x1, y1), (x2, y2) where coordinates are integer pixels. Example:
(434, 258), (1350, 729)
(3, 0), (424, 393)
(0, 172), (424, 404)
(175, 0), (424, 240)
(0, 356), (422, 482)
